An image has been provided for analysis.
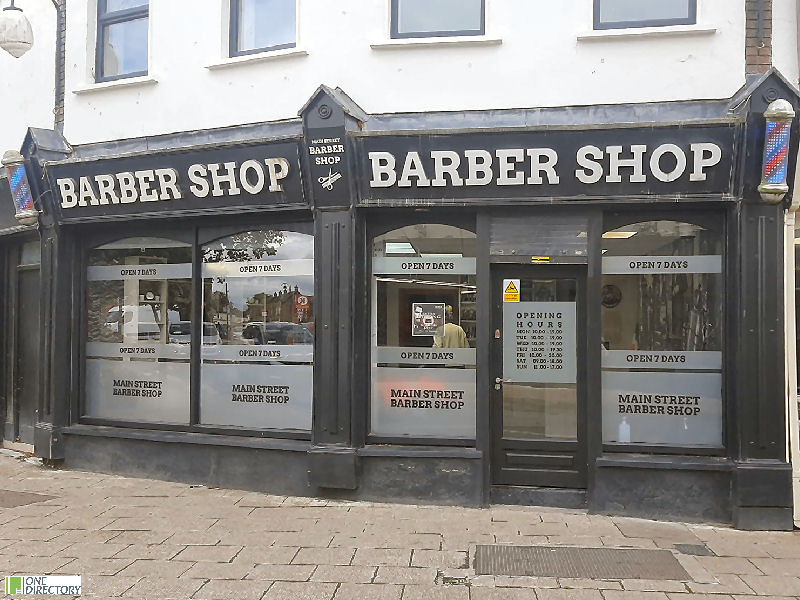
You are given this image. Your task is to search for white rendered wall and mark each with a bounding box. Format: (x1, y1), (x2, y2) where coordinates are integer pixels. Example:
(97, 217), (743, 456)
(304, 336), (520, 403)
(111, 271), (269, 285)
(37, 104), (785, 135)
(64, 0), (746, 145)
(773, 0), (799, 87)
(0, 0), (56, 152)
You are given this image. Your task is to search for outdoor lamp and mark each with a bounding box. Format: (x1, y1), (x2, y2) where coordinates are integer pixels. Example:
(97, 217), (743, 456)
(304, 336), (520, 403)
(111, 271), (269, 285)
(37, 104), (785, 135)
(759, 99), (797, 203)
(0, 0), (33, 58)
(2, 150), (38, 226)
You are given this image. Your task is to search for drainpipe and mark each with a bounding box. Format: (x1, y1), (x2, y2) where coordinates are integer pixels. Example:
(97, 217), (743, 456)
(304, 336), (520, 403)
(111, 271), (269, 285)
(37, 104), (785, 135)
(52, 0), (64, 133)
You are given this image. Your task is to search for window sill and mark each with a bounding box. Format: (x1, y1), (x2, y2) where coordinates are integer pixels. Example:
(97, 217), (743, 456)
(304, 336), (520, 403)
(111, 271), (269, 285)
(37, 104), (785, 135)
(205, 47), (309, 70)
(370, 35), (502, 50)
(72, 75), (158, 95)
(577, 24), (717, 41)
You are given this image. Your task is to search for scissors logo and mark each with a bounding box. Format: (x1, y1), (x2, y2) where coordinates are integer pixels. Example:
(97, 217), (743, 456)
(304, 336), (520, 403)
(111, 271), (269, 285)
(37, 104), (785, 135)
(318, 168), (343, 191)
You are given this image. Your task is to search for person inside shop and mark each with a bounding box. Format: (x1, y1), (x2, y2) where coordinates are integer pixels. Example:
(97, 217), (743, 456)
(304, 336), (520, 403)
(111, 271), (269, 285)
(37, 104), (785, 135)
(433, 305), (469, 348)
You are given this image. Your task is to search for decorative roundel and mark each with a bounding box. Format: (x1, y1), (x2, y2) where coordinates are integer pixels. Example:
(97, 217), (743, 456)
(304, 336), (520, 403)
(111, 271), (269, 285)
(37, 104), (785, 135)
(318, 104), (332, 119)
(601, 284), (622, 309)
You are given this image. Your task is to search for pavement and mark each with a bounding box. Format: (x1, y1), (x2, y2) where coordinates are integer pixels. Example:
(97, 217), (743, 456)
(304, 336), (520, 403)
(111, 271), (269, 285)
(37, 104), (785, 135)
(0, 450), (799, 599)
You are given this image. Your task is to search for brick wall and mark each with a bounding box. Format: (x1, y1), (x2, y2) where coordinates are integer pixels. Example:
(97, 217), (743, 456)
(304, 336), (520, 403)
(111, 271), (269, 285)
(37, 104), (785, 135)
(746, 0), (772, 74)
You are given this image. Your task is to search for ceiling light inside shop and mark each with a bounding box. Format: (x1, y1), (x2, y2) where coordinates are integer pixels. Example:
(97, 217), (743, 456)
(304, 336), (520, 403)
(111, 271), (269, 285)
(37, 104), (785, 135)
(794, 237), (800, 245)
(576, 232), (587, 238)
(385, 242), (416, 254)
(602, 231), (637, 239)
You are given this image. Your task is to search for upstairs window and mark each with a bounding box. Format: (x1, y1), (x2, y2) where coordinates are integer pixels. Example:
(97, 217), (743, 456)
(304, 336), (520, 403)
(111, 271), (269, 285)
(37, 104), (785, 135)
(594, 0), (696, 30)
(391, 0), (484, 39)
(230, 0), (297, 56)
(96, 0), (149, 82)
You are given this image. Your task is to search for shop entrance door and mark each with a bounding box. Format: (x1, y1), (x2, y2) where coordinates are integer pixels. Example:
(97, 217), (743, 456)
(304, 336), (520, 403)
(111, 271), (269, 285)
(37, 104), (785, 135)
(491, 265), (587, 488)
(3, 242), (40, 449)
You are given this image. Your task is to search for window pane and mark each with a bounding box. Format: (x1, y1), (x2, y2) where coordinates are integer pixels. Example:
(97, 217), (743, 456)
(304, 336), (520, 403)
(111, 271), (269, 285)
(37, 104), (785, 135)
(598, 0), (693, 26)
(201, 230), (313, 431)
(102, 17), (148, 78)
(600, 221), (723, 447)
(396, 0), (482, 35)
(370, 224), (477, 439)
(503, 278), (578, 440)
(237, 0), (296, 53)
(85, 237), (192, 424)
(105, 0), (147, 13)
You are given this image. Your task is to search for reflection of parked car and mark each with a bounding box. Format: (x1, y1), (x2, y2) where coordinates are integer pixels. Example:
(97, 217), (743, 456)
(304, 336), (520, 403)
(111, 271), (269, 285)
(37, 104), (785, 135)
(168, 321), (221, 345)
(242, 322), (313, 345)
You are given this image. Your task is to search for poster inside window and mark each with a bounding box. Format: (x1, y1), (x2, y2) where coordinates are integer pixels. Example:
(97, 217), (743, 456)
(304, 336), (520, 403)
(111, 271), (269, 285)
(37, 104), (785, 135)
(371, 224), (477, 439)
(201, 230), (313, 430)
(85, 237), (192, 423)
(600, 221), (723, 447)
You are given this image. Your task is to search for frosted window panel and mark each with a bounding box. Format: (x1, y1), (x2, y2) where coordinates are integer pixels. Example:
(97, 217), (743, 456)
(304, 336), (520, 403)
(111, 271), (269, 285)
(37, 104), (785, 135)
(602, 371), (722, 446)
(238, 0), (296, 52)
(598, 0), (693, 25)
(371, 367), (476, 438)
(102, 18), (148, 77)
(396, 0), (483, 34)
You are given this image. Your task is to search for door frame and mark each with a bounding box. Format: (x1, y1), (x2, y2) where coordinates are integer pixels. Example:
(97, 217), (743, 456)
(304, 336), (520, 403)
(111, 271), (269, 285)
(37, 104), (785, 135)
(490, 263), (589, 489)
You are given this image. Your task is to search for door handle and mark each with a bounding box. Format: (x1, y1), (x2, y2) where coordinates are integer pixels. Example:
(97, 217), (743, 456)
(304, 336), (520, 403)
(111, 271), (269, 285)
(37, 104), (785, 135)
(495, 376), (508, 390)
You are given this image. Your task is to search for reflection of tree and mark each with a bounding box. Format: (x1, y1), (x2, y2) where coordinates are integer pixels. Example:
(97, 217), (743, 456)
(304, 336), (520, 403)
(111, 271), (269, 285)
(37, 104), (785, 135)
(202, 230), (285, 263)
(207, 290), (230, 314)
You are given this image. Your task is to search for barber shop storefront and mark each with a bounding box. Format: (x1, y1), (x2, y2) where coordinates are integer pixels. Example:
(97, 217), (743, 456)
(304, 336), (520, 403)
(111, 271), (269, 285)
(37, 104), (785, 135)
(10, 72), (800, 529)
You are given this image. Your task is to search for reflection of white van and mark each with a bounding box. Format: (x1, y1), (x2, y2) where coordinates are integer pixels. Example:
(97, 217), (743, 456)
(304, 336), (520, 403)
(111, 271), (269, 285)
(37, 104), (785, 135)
(103, 305), (178, 340)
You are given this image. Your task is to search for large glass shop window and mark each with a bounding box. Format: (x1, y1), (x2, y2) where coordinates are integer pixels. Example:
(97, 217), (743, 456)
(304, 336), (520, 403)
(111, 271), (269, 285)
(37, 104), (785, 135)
(371, 224), (477, 439)
(201, 230), (313, 431)
(601, 221), (723, 447)
(85, 237), (192, 423)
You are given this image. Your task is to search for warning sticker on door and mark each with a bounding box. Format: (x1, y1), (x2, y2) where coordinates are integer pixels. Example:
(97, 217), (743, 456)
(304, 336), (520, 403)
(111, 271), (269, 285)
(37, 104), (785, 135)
(503, 279), (520, 302)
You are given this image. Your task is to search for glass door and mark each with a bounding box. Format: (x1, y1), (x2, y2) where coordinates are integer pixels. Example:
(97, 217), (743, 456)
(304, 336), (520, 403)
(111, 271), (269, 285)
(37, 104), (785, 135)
(491, 265), (587, 488)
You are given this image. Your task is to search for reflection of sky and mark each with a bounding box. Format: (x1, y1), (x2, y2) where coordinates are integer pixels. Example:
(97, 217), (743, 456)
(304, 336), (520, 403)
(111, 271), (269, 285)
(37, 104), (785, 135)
(239, 0), (296, 51)
(207, 275), (313, 310)
(104, 17), (148, 76)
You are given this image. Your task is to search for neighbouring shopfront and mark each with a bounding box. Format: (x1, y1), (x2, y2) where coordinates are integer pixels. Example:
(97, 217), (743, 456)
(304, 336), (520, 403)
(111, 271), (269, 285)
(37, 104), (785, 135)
(8, 72), (800, 529)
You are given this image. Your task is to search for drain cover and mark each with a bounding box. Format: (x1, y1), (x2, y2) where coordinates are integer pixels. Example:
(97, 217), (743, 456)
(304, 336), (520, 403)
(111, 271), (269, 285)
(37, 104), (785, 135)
(0, 489), (55, 508)
(674, 543), (714, 557)
(475, 545), (690, 580)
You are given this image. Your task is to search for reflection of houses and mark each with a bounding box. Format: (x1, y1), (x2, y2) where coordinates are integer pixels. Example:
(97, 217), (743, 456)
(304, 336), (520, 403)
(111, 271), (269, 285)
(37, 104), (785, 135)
(246, 285), (313, 324)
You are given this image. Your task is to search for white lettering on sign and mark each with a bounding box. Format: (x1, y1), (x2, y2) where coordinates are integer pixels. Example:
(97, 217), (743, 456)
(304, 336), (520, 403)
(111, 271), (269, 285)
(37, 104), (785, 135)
(57, 158), (291, 210)
(368, 143), (722, 188)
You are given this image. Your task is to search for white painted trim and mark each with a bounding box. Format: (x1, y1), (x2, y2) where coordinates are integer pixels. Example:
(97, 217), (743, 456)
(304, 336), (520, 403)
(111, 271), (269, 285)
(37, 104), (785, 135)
(72, 75), (159, 95)
(205, 47), (308, 70)
(371, 35), (502, 50)
(577, 24), (717, 41)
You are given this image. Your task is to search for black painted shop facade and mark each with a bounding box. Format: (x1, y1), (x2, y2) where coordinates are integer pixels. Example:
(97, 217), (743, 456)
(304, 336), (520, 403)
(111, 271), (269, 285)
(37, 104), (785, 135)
(6, 72), (800, 529)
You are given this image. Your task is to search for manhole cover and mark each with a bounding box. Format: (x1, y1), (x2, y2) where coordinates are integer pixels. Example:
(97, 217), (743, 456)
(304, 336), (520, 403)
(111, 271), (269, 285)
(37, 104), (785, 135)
(474, 545), (690, 580)
(0, 489), (55, 508)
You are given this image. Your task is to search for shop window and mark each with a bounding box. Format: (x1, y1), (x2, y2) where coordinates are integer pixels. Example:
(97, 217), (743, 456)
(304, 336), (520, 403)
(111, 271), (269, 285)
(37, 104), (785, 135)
(600, 220), (723, 448)
(85, 237), (192, 423)
(230, 0), (296, 56)
(370, 224), (477, 440)
(96, 0), (149, 81)
(201, 230), (313, 430)
(391, 0), (484, 39)
(593, 0), (696, 30)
